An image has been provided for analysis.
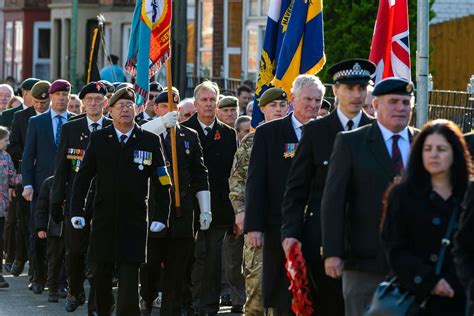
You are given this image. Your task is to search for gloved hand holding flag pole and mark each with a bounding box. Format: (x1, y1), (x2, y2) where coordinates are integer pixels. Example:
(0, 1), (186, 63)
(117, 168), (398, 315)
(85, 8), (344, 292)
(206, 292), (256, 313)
(126, 0), (182, 216)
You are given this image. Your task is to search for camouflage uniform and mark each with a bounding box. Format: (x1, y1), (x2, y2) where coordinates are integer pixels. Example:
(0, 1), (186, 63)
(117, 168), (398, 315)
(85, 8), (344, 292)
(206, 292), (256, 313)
(229, 132), (265, 316)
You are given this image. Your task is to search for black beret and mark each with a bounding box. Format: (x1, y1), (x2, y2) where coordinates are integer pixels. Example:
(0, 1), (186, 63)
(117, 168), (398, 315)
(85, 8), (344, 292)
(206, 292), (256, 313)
(328, 59), (376, 85)
(79, 82), (107, 99)
(98, 80), (115, 94)
(218, 96), (239, 109)
(21, 78), (40, 91)
(259, 87), (287, 107)
(109, 87), (136, 107)
(372, 77), (414, 97)
(150, 81), (163, 92)
(155, 89), (180, 104)
(320, 99), (333, 111)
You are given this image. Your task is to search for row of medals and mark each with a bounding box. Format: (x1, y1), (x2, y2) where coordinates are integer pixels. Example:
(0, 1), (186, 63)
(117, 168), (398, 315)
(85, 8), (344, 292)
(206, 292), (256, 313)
(134, 151), (152, 170)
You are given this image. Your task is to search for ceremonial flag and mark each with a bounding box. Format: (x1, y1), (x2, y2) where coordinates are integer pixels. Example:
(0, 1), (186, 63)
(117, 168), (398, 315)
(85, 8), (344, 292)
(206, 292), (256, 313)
(272, 0), (325, 95)
(86, 26), (102, 83)
(369, 0), (411, 83)
(125, 0), (172, 108)
(251, 0), (291, 128)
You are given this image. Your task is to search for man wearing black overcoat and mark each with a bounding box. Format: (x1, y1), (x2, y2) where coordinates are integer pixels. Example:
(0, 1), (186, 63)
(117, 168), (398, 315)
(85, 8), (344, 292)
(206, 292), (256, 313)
(139, 89), (210, 315)
(181, 81), (237, 315)
(51, 81), (112, 312)
(320, 77), (418, 315)
(281, 59), (376, 315)
(244, 75), (325, 315)
(70, 87), (171, 316)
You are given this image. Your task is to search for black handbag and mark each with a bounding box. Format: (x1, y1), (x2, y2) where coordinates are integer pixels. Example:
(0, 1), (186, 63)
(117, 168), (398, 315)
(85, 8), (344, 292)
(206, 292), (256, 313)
(365, 203), (459, 316)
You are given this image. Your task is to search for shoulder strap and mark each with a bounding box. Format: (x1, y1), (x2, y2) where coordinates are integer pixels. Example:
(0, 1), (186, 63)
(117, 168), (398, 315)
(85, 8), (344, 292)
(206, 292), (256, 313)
(434, 201), (458, 275)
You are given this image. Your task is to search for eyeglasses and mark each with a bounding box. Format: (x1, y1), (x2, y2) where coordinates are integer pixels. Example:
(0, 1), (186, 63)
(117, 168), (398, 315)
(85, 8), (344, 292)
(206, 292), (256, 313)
(112, 102), (135, 110)
(84, 96), (105, 104)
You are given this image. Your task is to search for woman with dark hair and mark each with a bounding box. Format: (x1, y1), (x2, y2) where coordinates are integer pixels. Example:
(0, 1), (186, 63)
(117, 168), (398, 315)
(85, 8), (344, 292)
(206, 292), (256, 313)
(381, 119), (470, 315)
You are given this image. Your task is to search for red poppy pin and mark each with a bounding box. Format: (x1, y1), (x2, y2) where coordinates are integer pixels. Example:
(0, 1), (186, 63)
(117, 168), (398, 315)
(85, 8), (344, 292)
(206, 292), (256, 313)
(214, 130), (221, 141)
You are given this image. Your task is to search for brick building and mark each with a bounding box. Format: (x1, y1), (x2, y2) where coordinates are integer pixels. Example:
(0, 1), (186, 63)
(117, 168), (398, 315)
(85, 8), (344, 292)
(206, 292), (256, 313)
(1, 0), (51, 81)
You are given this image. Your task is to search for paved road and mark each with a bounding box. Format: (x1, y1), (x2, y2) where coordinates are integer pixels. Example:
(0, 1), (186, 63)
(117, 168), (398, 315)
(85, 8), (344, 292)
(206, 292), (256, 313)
(0, 264), (238, 316)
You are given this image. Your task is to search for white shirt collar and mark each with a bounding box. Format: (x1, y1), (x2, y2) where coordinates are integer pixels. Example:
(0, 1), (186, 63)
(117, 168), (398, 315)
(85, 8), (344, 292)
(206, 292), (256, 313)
(50, 108), (68, 120)
(197, 117), (215, 132)
(336, 107), (363, 130)
(22, 103), (28, 110)
(86, 116), (104, 128)
(291, 113), (304, 130)
(377, 121), (409, 142)
(115, 127), (134, 140)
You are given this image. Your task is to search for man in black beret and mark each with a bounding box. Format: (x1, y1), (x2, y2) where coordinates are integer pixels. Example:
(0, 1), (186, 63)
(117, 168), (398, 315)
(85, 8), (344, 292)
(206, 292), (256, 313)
(69, 86), (171, 315)
(51, 81), (112, 312)
(281, 59), (377, 316)
(319, 76), (416, 315)
(135, 81), (163, 124)
(0, 78), (39, 129)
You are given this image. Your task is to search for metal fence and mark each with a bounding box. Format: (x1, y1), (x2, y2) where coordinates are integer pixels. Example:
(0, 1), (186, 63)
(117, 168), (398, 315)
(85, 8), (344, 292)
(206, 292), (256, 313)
(186, 77), (474, 132)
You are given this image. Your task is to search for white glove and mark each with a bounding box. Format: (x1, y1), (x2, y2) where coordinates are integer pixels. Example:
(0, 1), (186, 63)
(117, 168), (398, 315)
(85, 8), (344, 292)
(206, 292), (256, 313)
(141, 114), (166, 136)
(150, 221), (166, 232)
(71, 216), (85, 229)
(161, 111), (178, 128)
(196, 190), (212, 230)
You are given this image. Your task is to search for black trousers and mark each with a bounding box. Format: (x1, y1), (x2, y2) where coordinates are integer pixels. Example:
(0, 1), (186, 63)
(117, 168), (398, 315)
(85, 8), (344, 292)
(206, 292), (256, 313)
(140, 237), (194, 316)
(46, 236), (65, 292)
(30, 197), (47, 284)
(90, 262), (140, 316)
(64, 217), (89, 298)
(4, 201), (16, 263)
(192, 226), (228, 313)
(14, 189), (30, 264)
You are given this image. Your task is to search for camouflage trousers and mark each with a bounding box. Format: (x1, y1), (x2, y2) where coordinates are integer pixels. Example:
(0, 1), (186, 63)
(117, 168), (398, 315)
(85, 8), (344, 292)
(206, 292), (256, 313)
(243, 234), (265, 316)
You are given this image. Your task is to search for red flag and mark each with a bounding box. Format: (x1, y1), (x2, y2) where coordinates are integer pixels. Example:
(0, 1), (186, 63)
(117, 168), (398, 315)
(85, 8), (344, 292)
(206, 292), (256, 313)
(369, 0), (411, 83)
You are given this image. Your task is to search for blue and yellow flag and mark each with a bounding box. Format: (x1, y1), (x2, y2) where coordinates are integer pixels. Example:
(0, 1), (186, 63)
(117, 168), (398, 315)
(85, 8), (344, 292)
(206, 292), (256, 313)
(251, 0), (292, 128)
(272, 0), (326, 95)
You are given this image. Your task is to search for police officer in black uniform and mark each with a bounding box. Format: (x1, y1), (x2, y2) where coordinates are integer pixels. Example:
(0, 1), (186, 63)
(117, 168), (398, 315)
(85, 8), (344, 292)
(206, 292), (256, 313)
(140, 89), (209, 315)
(51, 81), (112, 312)
(281, 59), (376, 315)
(70, 87), (171, 316)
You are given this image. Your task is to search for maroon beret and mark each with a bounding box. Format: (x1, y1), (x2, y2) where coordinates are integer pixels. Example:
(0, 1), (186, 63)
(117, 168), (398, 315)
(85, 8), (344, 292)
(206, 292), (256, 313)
(48, 79), (71, 94)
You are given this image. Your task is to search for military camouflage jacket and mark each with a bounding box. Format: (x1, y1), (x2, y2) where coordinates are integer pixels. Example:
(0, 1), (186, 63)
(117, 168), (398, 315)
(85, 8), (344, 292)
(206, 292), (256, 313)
(229, 131), (255, 214)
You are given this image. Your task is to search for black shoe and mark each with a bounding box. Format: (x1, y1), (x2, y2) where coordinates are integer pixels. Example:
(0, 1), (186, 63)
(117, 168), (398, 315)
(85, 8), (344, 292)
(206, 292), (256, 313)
(58, 287), (68, 298)
(31, 282), (44, 294)
(0, 275), (9, 288)
(78, 291), (86, 305)
(231, 305), (244, 313)
(220, 293), (232, 306)
(65, 294), (79, 312)
(3, 263), (12, 273)
(48, 292), (59, 303)
(28, 282), (33, 290)
(10, 262), (25, 276)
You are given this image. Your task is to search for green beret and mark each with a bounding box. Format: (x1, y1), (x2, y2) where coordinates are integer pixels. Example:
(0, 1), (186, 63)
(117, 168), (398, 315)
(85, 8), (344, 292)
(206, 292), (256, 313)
(31, 81), (51, 100)
(116, 82), (134, 91)
(218, 96), (239, 109)
(21, 78), (40, 91)
(259, 88), (287, 107)
(109, 87), (136, 107)
(372, 77), (414, 97)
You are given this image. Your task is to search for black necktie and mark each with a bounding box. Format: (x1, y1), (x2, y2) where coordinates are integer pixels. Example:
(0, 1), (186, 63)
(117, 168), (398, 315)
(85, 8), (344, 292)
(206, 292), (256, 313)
(120, 134), (127, 147)
(392, 135), (404, 174)
(347, 120), (354, 131)
(91, 123), (99, 132)
(205, 126), (212, 136)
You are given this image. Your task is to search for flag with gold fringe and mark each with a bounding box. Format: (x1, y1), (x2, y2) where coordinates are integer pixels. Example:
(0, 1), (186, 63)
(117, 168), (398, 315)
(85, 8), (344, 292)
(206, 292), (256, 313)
(272, 0), (325, 96)
(125, 0), (172, 108)
(251, 0), (292, 128)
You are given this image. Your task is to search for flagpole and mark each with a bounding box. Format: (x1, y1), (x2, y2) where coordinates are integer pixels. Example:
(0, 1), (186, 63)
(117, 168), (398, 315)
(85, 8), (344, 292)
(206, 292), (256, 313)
(416, 0), (429, 127)
(165, 57), (182, 217)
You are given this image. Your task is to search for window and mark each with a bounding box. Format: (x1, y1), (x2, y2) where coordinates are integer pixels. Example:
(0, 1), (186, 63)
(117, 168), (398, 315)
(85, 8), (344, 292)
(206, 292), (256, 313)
(14, 21), (23, 80)
(33, 21), (51, 79)
(243, 0), (268, 80)
(121, 23), (131, 68)
(197, 0), (213, 77)
(224, 0), (242, 79)
(4, 22), (13, 79)
(249, 0), (269, 17)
